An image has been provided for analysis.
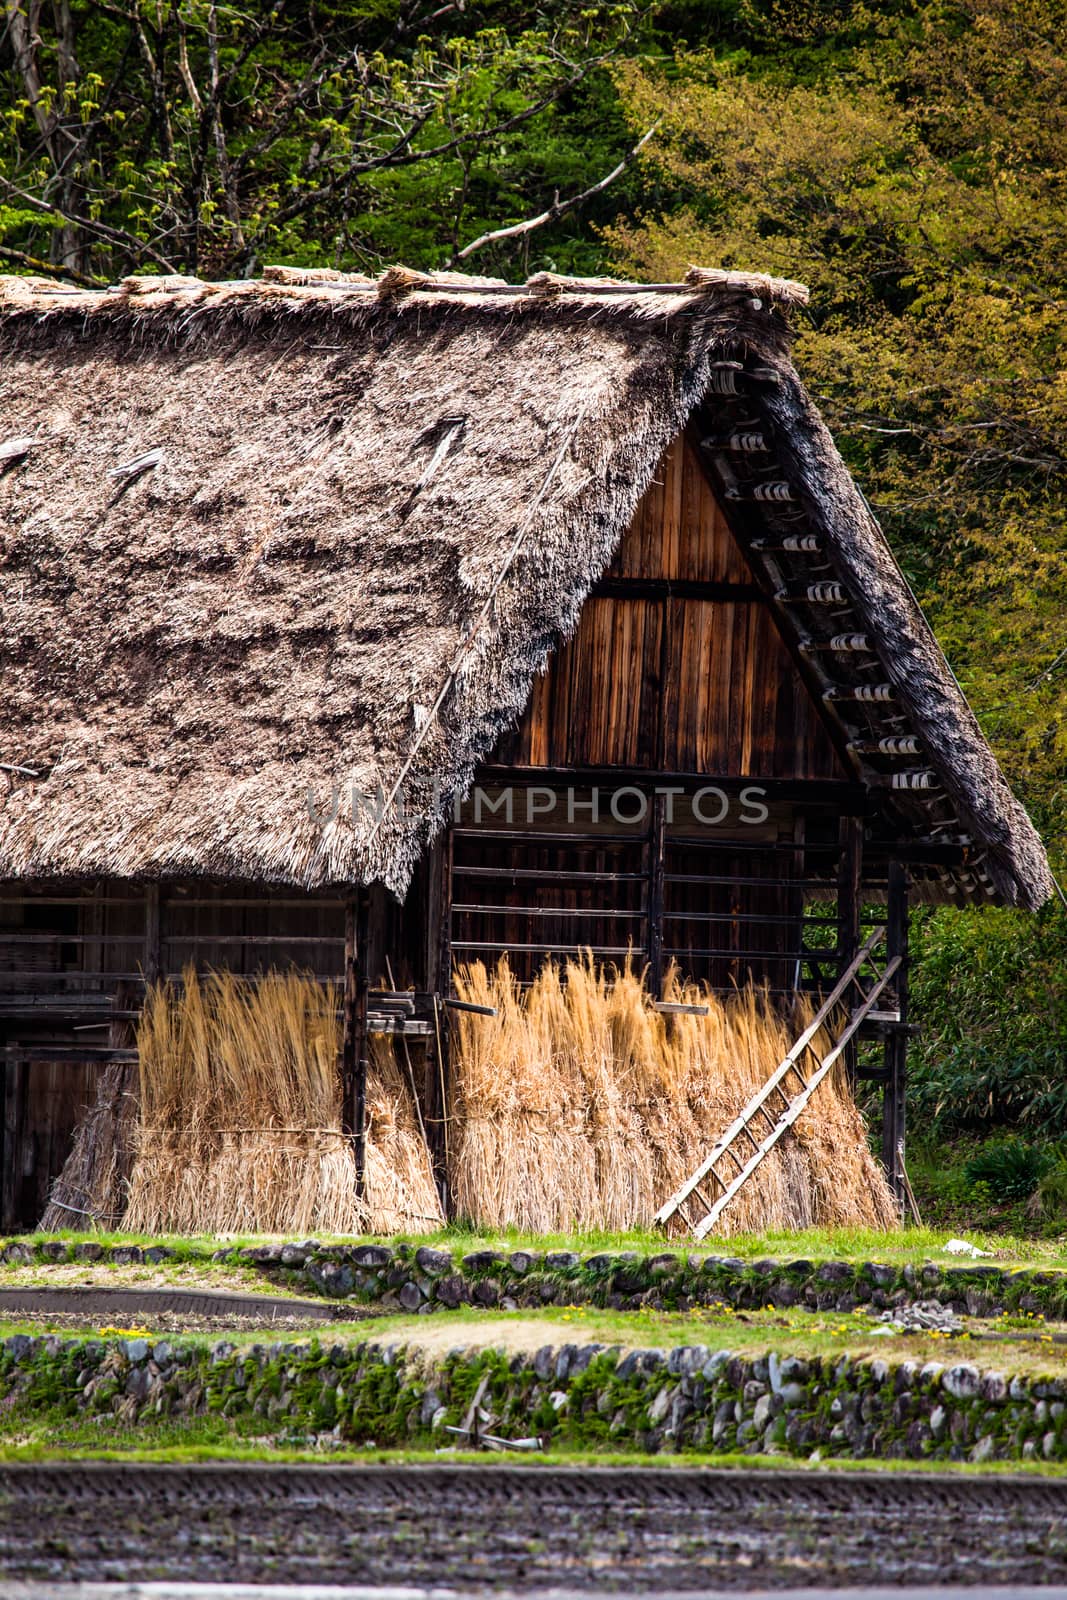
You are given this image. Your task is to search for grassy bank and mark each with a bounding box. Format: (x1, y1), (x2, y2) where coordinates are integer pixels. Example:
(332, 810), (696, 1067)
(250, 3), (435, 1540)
(2, 1315), (1065, 1468)
(6, 1224), (1066, 1268)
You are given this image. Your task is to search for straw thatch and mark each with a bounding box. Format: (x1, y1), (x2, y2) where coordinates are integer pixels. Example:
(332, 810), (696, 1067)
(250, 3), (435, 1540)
(122, 969), (442, 1235)
(0, 267), (1051, 908)
(449, 955), (898, 1235)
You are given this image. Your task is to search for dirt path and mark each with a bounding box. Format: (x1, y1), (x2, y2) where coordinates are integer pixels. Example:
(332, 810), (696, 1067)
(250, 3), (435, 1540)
(1, 1463), (1066, 1589)
(0, 1286), (364, 1332)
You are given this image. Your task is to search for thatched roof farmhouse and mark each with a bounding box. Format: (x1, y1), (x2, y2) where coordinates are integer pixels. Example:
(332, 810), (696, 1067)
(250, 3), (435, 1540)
(0, 264), (1053, 1232)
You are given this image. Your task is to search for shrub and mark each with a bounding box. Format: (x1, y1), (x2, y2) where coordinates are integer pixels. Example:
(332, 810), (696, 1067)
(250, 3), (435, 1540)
(907, 903), (1067, 1140)
(1028, 1152), (1067, 1223)
(963, 1138), (1053, 1203)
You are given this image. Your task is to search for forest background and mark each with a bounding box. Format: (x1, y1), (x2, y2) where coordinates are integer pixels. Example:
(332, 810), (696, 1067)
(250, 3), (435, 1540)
(2, 0), (1064, 1198)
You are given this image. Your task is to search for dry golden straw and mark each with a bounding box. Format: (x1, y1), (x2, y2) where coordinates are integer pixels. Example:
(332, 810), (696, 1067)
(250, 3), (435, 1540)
(121, 957), (893, 1239)
(123, 968), (442, 1235)
(449, 954), (897, 1236)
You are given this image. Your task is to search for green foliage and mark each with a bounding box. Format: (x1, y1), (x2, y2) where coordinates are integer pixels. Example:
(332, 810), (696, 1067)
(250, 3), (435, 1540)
(1030, 1152), (1067, 1225)
(964, 1138), (1054, 1203)
(908, 903), (1067, 1136)
(0, 1), (646, 280)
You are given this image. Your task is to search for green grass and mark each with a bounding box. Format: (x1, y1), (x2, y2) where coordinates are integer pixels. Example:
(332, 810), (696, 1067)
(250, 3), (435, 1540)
(1, 1413), (1066, 1475)
(0, 1301), (1061, 1366)
(10, 1222), (1067, 1268)
(2, 1436), (1066, 1475)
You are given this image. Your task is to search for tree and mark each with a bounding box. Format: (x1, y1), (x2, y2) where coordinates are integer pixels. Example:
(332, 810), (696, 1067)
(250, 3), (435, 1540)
(605, 0), (1067, 836)
(0, 0), (644, 280)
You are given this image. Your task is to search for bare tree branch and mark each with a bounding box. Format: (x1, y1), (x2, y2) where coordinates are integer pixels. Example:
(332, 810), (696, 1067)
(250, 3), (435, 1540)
(0, 174), (180, 271)
(0, 240), (103, 285)
(453, 121), (659, 264)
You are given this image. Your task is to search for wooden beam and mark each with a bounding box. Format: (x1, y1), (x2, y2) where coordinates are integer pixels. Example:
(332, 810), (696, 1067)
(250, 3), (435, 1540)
(881, 860), (910, 1205)
(342, 890), (371, 1198)
(590, 577), (762, 602)
(0, 1052), (23, 1231)
(144, 884), (161, 983)
(474, 766), (869, 808)
(424, 828), (454, 1210)
(648, 792), (666, 998)
(836, 818), (863, 959)
(836, 815), (863, 1090)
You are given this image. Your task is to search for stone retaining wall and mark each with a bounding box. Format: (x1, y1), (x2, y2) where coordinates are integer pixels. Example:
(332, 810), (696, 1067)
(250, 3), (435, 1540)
(255, 1242), (1067, 1321)
(6, 1238), (1066, 1320)
(2, 1329), (1064, 1463)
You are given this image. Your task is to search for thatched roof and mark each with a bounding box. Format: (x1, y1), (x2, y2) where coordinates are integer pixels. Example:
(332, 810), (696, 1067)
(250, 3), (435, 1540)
(0, 266), (1053, 909)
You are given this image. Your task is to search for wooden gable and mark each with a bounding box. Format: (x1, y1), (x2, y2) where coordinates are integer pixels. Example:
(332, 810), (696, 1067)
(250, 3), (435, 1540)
(497, 434), (847, 778)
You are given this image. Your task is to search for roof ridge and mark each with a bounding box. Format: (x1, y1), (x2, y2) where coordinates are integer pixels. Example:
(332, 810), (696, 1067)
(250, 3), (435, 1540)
(0, 262), (810, 310)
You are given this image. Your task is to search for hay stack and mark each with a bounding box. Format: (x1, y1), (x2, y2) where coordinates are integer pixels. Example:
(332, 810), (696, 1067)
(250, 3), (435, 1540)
(122, 969), (442, 1235)
(449, 955), (897, 1235)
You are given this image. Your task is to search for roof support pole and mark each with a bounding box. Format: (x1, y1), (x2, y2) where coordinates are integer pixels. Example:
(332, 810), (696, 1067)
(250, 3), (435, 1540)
(0, 1050), (23, 1231)
(881, 861), (910, 1208)
(836, 814), (863, 1089)
(427, 828), (454, 1215)
(144, 883), (161, 985)
(342, 888), (371, 1201)
(647, 792), (667, 999)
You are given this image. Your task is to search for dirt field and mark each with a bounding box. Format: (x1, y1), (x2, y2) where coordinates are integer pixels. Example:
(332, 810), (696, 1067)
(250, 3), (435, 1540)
(1, 1463), (1066, 1589)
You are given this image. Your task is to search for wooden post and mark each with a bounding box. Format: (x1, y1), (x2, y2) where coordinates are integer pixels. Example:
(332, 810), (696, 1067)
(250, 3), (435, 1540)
(790, 813), (807, 991)
(882, 860), (909, 1205)
(0, 1049), (16, 1231)
(342, 889), (371, 1198)
(647, 791), (666, 998)
(836, 814), (863, 1085)
(144, 883), (161, 983)
(418, 829), (454, 1211)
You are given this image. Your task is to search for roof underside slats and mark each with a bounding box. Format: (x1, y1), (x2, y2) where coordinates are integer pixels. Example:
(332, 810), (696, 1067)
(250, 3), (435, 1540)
(0, 268), (1053, 911)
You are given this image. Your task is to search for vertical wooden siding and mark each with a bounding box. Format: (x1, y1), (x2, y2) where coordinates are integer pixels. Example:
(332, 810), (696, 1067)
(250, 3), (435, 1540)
(607, 430), (750, 583)
(502, 434), (844, 778)
(1, 1055), (97, 1230)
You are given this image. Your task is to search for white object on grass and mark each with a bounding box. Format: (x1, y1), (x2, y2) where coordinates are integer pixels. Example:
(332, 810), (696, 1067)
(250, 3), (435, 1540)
(942, 1238), (992, 1258)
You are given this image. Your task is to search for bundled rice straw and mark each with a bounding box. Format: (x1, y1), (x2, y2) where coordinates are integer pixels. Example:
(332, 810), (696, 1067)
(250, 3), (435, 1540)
(115, 955), (891, 1238)
(123, 968), (442, 1235)
(449, 954), (898, 1236)
(40, 1059), (139, 1230)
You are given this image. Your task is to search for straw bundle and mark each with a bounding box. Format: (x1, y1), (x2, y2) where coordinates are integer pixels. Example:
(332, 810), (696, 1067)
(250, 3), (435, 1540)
(40, 981), (140, 1230)
(39, 1059), (139, 1231)
(449, 955), (897, 1236)
(122, 969), (442, 1235)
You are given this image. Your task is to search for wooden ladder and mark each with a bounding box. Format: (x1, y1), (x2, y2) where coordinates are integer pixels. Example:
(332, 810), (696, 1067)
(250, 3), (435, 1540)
(654, 928), (902, 1239)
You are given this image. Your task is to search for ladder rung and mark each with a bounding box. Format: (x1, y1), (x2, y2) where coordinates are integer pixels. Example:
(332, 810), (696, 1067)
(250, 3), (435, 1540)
(654, 929), (895, 1230)
(691, 955), (902, 1238)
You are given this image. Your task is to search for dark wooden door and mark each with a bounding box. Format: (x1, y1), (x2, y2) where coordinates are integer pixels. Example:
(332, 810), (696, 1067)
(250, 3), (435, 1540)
(1, 1053), (97, 1231)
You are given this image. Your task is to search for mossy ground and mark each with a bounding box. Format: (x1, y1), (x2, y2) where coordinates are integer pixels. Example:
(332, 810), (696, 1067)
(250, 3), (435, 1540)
(0, 1299), (1062, 1362)
(3, 1222), (1065, 1467)
(3, 1435), (1067, 1475)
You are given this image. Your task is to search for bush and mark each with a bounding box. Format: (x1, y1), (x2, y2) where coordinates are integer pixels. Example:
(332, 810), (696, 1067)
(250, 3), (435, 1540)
(963, 1139), (1054, 1203)
(907, 903), (1067, 1139)
(1028, 1153), (1067, 1224)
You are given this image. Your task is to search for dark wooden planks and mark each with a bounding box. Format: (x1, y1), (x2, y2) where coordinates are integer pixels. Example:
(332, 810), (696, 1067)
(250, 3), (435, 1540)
(501, 430), (847, 779)
(1, 1054), (97, 1229)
